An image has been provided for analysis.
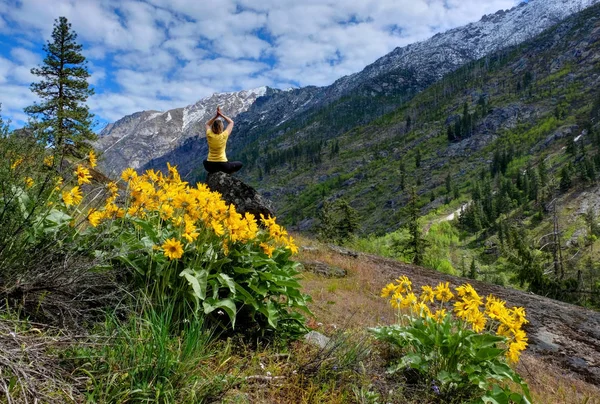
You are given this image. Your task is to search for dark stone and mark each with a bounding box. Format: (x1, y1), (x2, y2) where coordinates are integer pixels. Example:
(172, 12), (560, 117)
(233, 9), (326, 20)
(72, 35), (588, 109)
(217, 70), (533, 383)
(301, 260), (347, 278)
(206, 172), (275, 220)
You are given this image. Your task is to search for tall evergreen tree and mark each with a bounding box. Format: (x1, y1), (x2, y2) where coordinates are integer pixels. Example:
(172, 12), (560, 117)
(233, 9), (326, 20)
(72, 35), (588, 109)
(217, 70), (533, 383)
(25, 16), (95, 156)
(399, 161), (406, 190)
(415, 148), (421, 169)
(559, 165), (572, 191)
(398, 187), (428, 266)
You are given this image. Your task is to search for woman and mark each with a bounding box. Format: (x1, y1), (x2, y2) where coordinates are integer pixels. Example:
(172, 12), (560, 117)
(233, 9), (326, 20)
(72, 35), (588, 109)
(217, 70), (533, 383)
(203, 106), (243, 174)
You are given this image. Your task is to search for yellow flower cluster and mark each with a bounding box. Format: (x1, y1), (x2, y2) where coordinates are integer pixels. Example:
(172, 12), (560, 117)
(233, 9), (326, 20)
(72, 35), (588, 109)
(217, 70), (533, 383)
(381, 276), (529, 363)
(81, 164), (297, 260)
(62, 186), (83, 207)
(260, 214), (298, 254)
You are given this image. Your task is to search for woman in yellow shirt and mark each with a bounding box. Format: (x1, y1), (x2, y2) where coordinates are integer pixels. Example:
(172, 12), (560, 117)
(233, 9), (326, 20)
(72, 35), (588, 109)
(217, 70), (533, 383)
(202, 106), (243, 174)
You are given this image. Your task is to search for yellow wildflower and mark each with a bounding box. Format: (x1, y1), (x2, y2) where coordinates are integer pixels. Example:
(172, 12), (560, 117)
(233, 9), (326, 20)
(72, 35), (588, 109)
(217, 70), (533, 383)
(159, 204), (175, 220)
(211, 221), (225, 236)
(432, 309), (447, 323)
(286, 236), (299, 254)
(182, 218), (199, 243)
(44, 155), (54, 167)
(88, 150), (97, 168)
(121, 167), (138, 182)
(24, 177), (34, 188)
(260, 242), (275, 258)
(162, 238), (184, 260)
(420, 285), (435, 303)
(395, 275), (412, 293)
(468, 310), (487, 333)
(75, 165), (92, 185)
(62, 186), (82, 207)
(401, 292), (418, 309)
(88, 210), (105, 227)
(381, 283), (396, 298)
(11, 157), (23, 170)
(434, 281), (454, 302)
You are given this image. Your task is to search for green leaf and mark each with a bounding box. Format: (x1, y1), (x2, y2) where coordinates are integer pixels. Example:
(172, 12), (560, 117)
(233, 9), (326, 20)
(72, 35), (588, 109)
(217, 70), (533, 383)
(234, 282), (258, 309)
(475, 347), (504, 361)
(218, 273), (236, 294)
(180, 268), (208, 300)
(203, 298), (237, 328)
(132, 218), (159, 243)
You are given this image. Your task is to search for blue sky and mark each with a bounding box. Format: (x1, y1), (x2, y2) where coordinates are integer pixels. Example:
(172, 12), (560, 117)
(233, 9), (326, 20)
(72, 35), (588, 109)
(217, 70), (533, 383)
(0, 0), (520, 129)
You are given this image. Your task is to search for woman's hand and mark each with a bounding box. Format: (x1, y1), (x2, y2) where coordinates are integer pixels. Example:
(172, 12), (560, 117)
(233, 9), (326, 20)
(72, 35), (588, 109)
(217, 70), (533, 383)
(216, 106), (222, 116)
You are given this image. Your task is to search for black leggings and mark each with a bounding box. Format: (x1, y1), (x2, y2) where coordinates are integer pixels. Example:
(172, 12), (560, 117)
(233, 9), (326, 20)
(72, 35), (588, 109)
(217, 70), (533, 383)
(203, 160), (243, 174)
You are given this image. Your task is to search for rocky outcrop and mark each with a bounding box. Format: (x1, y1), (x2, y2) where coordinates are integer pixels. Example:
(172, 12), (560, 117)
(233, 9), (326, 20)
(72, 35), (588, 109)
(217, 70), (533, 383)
(301, 260), (347, 278)
(206, 172), (275, 220)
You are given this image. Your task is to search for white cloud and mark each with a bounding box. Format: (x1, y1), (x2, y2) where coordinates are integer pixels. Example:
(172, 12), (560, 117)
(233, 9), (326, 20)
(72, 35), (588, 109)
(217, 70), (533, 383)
(0, 0), (522, 126)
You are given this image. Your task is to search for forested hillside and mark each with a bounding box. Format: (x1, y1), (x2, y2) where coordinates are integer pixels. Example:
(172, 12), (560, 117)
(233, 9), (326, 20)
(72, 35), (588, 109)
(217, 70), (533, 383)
(232, 3), (600, 307)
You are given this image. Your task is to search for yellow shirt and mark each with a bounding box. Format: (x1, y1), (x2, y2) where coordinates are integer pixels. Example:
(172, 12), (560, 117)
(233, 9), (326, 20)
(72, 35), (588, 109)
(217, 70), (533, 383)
(206, 129), (229, 162)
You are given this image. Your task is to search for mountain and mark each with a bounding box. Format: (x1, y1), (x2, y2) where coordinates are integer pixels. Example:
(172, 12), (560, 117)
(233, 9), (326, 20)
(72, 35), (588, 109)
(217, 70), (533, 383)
(91, 0), (600, 309)
(95, 87), (269, 177)
(97, 0), (599, 179)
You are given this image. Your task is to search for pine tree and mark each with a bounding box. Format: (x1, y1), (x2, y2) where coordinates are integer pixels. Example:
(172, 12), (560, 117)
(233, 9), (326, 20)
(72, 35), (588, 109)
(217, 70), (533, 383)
(560, 165), (572, 191)
(538, 158), (548, 188)
(469, 258), (477, 279)
(445, 173), (452, 195)
(566, 136), (577, 156)
(415, 149), (421, 168)
(316, 199), (360, 245)
(398, 187), (429, 266)
(399, 161), (406, 190)
(25, 16), (95, 156)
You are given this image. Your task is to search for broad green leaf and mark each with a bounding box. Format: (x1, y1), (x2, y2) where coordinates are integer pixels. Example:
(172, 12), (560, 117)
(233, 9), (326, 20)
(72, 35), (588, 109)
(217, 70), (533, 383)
(218, 273), (236, 294)
(180, 268), (208, 300)
(234, 282), (258, 309)
(203, 298), (237, 328)
(475, 347), (504, 361)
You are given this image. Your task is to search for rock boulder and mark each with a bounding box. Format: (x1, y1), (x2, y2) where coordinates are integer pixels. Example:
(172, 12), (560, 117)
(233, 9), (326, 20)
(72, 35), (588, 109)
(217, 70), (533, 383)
(206, 172), (275, 220)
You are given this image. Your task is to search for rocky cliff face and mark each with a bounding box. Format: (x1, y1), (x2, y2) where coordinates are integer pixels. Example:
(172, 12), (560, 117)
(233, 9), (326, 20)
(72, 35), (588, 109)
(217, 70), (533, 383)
(95, 87), (268, 176)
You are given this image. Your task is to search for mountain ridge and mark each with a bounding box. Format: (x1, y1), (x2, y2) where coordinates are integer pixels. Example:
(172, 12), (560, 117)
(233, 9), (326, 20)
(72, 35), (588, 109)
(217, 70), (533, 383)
(95, 0), (600, 180)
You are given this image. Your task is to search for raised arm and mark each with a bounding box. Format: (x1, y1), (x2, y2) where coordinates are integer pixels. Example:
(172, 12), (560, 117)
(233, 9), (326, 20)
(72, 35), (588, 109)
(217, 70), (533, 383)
(205, 110), (220, 132)
(217, 106), (234, 135)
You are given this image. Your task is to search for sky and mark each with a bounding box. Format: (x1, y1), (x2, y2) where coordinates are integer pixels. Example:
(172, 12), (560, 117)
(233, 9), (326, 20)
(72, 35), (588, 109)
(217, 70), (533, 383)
(0, 0), (520, 129)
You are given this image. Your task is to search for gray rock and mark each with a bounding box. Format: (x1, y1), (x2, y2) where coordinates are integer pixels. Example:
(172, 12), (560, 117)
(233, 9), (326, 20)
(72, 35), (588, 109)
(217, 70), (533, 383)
(328, 245), (360, 258)
(304, 331), (331, 349)
(301, 260), (347, 278)
(206, 172), (275, 220)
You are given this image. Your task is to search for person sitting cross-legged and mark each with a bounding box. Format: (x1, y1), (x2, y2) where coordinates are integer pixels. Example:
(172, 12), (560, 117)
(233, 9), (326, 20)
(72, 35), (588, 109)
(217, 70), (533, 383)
(202, 106), (242, 174)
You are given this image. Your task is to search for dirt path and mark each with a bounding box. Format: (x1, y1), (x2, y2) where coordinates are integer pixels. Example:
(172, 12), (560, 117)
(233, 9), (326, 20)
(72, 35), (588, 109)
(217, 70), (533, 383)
(359, 253), (600, 386)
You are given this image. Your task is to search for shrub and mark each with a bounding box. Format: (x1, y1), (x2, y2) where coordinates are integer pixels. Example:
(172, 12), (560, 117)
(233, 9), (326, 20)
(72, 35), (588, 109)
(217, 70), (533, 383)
(86, 164), (312, 338)
(0, 136), (103, 305)
(370, 276), (531, 403)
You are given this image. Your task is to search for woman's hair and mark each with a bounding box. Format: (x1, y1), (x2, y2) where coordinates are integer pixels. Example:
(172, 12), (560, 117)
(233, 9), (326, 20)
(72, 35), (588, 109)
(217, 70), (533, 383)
(211, 119), (224, 134)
